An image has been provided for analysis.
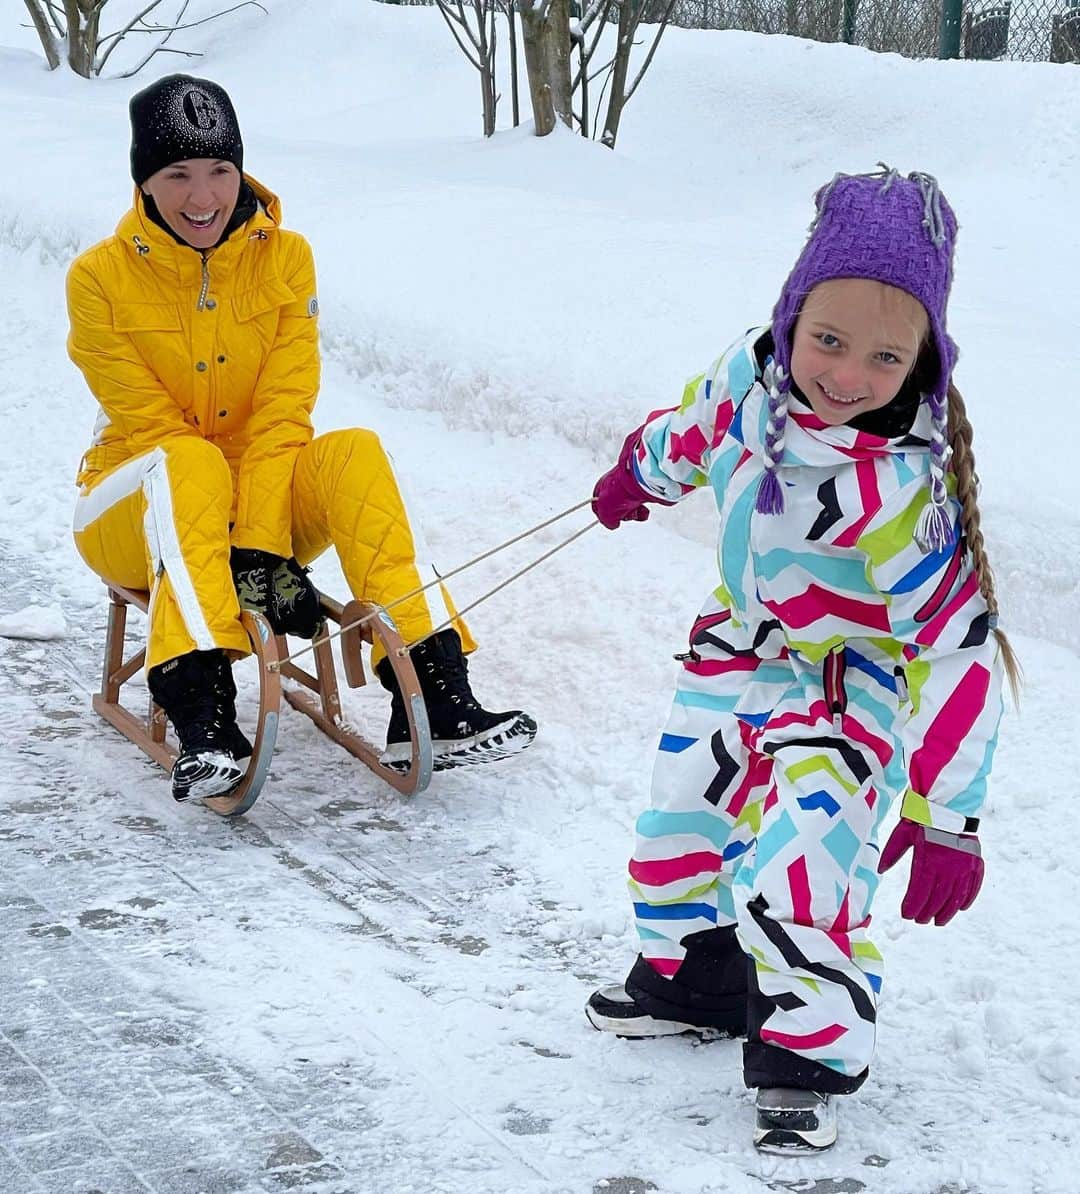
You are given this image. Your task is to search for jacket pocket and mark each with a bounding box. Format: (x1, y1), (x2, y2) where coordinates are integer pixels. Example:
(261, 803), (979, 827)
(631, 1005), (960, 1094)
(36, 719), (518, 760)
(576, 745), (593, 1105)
(112, 301), (182, 333)
(231, 278), (296, 322)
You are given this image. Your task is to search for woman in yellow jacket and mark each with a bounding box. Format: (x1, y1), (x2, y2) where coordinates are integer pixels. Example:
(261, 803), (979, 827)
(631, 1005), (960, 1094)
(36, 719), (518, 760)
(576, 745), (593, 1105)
(68, 74), (535, 802)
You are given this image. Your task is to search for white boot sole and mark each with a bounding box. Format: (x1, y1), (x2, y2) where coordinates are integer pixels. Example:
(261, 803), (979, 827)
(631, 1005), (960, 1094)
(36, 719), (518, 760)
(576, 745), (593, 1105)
(172, 751), (244, 802)
(381, 713), (536, 772)
(585, 1003), (712, 1038)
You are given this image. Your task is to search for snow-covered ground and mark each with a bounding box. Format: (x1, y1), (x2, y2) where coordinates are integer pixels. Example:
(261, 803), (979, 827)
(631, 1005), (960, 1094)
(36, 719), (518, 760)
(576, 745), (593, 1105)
(1, 2), (1078, 1191)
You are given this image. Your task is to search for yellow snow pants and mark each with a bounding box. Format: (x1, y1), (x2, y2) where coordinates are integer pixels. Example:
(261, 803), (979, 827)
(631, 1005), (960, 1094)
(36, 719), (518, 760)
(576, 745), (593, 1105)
(73, 429), (475, 673)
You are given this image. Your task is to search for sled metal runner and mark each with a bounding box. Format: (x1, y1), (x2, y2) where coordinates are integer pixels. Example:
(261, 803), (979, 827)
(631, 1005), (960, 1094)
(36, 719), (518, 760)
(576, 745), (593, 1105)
(93, 586), (431, 817)
(276, 592), (433, 797)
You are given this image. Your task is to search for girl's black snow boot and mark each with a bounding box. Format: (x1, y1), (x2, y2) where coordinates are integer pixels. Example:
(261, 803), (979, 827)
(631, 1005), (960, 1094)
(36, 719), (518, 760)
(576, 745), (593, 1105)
(754, 1088), (838, 1154)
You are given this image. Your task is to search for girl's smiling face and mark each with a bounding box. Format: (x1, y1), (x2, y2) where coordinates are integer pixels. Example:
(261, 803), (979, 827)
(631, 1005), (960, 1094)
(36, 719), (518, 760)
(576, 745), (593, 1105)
(141, 157), (241, 250)
(789, 278), (929, 426)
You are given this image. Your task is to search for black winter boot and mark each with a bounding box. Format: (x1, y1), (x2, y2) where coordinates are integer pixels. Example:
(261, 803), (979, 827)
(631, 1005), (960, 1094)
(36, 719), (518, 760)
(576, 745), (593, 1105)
(147, 649), (251, 802)
(375, 629), (536, 771)
(587, 929), (750, 1039)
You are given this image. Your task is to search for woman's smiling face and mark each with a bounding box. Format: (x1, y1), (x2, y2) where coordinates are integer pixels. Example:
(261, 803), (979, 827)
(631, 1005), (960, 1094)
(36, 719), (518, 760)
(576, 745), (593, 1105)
(141, 157), (241, 250)
(789, 278), (929, 426)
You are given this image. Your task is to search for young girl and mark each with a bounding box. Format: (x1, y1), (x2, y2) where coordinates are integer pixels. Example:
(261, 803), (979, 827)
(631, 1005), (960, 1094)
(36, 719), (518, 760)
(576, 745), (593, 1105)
(67, 75), (535, 801)
(585, 167), (1017, 1154)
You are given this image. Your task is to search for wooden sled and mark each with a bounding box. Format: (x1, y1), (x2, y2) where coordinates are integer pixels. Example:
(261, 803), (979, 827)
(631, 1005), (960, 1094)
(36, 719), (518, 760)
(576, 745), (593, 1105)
(276, 592), (433, 798)
(93, 585), (432, 816)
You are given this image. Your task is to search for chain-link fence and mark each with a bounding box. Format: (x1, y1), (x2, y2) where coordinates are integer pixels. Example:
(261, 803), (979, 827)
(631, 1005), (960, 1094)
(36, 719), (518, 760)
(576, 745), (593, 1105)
(658, 0), (1080, 61)
(382, 0), (1080, 63)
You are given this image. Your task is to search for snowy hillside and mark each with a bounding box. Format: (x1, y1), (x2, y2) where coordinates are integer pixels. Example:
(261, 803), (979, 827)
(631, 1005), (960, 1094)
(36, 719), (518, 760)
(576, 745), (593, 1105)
(1, 2), (1078, 1191)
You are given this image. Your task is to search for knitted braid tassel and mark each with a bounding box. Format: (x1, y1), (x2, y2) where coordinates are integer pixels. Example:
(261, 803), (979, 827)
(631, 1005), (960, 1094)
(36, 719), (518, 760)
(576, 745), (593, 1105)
(756, 364), (790, 515)
(914, 389), (956, 554)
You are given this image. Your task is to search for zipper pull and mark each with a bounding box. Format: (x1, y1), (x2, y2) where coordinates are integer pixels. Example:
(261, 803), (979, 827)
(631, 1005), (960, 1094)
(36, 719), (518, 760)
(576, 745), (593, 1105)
(832, 704), (843, 734)
(894, 666), (909, 703)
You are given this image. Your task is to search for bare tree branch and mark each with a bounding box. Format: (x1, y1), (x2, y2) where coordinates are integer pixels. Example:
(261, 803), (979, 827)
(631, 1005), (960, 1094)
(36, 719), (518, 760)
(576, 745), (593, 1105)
(43, 0), (67, 35)
(22, 0), (62, 69)
(103, 0), (266, 76)
(115, 44), (202, 77)
(577, 0), (610, 35)
(435, 0), (501, 133)
(24, 0), (267, 77)
(586, 52), (616, 84)
(438, 0), (468, 27)
(97, 0), (177, 71)
(571, 0), (614, 92)
(590, 52), (616, 133)
(570, 18), (589, 135)
(130, 1), (268, 35)
(458, 0), (484, 52)
(115, 1), (194, 77)
(624, 0), (677, 103)
(95, 0), (170, 54)
(435, 0), (485, 70)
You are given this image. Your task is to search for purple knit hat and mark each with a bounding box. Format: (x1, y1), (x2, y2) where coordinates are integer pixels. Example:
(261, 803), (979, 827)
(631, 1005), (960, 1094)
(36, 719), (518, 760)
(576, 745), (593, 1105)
(760, 165), (959, 553)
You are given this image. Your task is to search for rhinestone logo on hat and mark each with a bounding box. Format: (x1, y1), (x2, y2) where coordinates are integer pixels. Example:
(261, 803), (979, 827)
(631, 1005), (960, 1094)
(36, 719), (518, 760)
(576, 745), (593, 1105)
(182, 88), (219, 131)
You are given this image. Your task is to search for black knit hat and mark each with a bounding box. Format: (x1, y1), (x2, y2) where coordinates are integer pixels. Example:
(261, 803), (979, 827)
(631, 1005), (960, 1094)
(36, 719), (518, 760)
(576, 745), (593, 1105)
(129, 74), (243, 186)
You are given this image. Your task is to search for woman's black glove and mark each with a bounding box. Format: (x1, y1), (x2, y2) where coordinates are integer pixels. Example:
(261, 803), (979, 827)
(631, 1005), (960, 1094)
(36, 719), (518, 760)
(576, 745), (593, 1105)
(270, 556), (322, 639)
(231, 548), (322, 639)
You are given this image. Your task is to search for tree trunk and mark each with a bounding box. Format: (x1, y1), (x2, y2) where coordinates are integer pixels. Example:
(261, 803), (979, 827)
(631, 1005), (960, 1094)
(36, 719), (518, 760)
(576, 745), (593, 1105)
(64, 1), (103, 77)
(507, 4), (520, 126)
(519, 0), (572, 136)
(22, 1), (62, 70)
(574, 27), (588, 137)
(477, 1), (497, 135)
(600, 2), (634, 148)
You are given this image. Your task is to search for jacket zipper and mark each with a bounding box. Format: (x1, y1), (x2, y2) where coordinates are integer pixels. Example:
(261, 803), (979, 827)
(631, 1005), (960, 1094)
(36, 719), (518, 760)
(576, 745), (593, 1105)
(197, 251), (211, 311)
(824, 646), (848, 733)
(894, 665), (909, 704)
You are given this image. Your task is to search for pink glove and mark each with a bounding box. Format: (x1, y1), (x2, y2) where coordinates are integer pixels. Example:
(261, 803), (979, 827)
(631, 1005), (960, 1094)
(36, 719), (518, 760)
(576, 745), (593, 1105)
(592, 429), (674, 530)
(878, 819), (984, 926)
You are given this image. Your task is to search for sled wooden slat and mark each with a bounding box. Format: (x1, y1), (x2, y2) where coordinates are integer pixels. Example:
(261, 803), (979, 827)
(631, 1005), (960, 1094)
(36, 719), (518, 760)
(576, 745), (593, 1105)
(308, 592), (369, 688)
(277, 659), (321, 693)
(94, 694), (176, 772)
(279, 593), (432, 796)
(111, 647), (148, 690)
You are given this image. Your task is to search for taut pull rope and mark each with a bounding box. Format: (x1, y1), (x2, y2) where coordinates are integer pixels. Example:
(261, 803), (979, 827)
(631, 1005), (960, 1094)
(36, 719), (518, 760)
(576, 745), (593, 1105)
(392, 519), (599, 657)
(268, 499), (596, 672)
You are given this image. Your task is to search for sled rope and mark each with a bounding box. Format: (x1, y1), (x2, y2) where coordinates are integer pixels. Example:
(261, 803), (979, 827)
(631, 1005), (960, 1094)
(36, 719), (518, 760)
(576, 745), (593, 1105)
(269, 499), (597, 671)
(397, 518), (598, 656)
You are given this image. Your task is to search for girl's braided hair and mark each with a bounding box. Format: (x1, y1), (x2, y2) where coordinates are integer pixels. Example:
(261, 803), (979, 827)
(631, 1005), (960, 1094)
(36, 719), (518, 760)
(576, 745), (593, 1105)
(945, 381), (1022, 702)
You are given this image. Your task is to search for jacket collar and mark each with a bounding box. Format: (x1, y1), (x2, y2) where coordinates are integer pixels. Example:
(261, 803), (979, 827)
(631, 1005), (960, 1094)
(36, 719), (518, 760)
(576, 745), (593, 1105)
(115, 173), (281, 275)
(758, 345), (933, 469)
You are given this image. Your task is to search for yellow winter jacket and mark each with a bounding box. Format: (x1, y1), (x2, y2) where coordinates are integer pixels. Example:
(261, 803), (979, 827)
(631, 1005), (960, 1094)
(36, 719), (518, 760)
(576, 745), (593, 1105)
(67, 176), (318, 558)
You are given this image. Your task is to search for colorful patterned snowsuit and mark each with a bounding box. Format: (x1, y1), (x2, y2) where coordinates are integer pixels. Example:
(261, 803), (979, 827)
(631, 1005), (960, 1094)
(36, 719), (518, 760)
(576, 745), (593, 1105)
(628, 330), (1002, 1092)
(67, 178), (471, 671)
